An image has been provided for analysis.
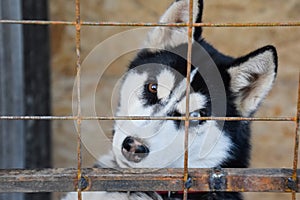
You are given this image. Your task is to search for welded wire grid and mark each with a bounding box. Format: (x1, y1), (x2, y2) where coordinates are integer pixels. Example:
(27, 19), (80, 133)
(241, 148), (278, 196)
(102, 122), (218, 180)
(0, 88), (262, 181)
(0, 1), (300, 200)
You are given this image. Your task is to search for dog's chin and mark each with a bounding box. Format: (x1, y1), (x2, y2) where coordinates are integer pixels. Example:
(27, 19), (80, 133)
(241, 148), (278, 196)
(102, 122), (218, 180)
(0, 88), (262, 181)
(114, 153), (147, 168)
(114, 154), (155, 168)
(115, 156), (132, 168)
(116, 155), (181, 169)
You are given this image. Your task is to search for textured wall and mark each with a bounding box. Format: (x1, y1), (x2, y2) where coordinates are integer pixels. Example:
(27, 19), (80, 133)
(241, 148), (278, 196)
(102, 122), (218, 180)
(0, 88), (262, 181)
(49, 1), (300, 199)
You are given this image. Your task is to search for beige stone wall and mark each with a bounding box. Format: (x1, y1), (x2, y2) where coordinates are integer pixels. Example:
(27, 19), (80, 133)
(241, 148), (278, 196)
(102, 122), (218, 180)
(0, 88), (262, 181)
(49, 1), (300, 199)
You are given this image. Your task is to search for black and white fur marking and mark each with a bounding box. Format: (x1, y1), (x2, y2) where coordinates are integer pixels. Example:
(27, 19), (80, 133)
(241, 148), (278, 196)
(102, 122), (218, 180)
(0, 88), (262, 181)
(63, 0), (277, 199)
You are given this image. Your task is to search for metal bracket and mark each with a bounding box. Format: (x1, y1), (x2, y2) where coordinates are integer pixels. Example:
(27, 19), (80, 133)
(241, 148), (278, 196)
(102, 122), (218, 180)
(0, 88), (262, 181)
(184, 175), (193, 189)
(209, 167), (227, 191)
(287, 177), (297, 191)
(78, 176), (90, 191)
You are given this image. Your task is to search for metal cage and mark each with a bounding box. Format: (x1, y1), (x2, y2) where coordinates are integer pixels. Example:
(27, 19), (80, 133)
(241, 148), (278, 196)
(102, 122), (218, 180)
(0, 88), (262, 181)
(0, 0), (299, 200)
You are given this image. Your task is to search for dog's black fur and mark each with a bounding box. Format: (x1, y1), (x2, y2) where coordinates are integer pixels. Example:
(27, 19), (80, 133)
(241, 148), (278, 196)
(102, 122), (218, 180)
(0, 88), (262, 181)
(124, 1), (277, 199)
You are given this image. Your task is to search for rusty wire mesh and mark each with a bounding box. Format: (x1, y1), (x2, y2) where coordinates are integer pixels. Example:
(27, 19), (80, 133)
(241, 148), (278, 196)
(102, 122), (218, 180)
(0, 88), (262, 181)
(0, 0), (300, 200)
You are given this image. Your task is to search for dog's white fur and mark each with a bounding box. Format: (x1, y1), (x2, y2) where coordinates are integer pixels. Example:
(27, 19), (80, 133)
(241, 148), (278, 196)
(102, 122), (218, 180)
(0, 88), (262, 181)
(62, 191), (163, 200)
(62, 0), (277, 199)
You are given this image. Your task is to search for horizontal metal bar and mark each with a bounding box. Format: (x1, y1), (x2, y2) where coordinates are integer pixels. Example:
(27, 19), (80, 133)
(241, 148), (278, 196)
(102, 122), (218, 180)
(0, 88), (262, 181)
(82, 21), (300, 27)
(0, 168), (298, 193)
(0, 20), (75, 25)
(0, 116), (296, 121)
(0, 20), (300, 27)
(0, 116), (76, 120)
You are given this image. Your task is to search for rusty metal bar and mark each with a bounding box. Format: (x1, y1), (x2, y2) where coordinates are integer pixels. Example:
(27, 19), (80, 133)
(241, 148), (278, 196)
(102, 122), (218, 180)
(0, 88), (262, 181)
(0, 19), (76, 25)
(75, 0), (82, 199)
(82, 21), (300, 27)
(182, 0), (194, 199)
(0, 115), (296, 121)
(0, 20), (75, 25)
(0, 116), (77, 120)
(1, 20), (300, 27)
(0, 168), (299, 193)
(193, 22), (300, 27)
(292, 74), (300, 200)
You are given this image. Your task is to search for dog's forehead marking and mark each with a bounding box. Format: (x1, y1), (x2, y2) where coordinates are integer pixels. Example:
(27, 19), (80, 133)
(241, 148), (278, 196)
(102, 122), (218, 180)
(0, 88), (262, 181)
(171, 68), (198, 100)
(157, 69), (175, 99)
(176, 93), (207, 114)
(157, 68), (200, 115)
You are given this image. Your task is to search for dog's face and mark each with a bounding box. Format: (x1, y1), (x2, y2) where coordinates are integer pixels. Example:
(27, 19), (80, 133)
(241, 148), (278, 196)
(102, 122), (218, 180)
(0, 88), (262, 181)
(112, 52), (233, 168)
(111, 0), (277, 168)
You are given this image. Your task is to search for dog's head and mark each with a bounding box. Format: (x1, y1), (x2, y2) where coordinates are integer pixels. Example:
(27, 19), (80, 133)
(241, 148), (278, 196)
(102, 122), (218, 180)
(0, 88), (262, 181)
(111, 0), (277, 168)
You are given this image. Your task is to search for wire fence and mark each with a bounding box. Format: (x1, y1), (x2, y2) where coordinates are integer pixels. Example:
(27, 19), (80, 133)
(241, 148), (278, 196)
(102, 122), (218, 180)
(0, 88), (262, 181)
(0, 0), (300, 200)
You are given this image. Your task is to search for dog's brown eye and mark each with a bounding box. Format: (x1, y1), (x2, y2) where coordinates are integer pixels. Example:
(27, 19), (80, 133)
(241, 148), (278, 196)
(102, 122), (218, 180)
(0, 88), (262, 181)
(148, 83), (157, 94)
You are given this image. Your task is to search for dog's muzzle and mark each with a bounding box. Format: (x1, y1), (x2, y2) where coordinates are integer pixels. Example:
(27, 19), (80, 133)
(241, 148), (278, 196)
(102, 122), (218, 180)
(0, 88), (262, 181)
(121, 136), (149, 163)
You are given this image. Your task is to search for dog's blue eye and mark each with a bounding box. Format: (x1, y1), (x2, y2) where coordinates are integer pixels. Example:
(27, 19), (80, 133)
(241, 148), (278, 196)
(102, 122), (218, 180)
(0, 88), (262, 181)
(190, 111), (201, 118)
(147, 83), (157, 94)
(190, 109), (207, 126)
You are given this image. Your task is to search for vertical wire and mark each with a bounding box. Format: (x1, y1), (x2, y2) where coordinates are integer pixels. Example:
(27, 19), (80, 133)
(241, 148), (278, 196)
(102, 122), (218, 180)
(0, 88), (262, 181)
(75, 0), (82, 199)
(292, 73), (300, 200)
(183, 0), (194, 199)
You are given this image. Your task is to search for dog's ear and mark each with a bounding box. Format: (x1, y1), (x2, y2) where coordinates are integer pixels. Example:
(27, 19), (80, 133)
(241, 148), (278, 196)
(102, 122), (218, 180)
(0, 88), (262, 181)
(228, 45), (278, 117)
(144, 0), (203, 50)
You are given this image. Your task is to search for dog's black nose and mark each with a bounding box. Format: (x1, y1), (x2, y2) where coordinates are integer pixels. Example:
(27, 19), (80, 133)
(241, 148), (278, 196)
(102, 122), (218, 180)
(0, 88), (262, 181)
(122, 136), (134, 152)
(135, 144), (150, 154)
(121, 136), (149, 163)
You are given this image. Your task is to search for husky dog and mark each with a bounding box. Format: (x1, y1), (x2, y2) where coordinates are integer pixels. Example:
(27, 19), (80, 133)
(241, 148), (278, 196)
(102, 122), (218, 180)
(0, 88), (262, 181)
(63, 0), (277, 199)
